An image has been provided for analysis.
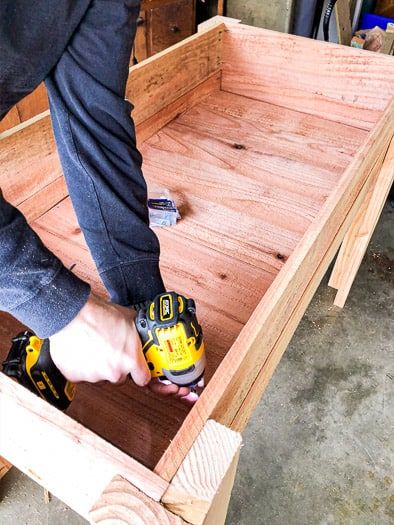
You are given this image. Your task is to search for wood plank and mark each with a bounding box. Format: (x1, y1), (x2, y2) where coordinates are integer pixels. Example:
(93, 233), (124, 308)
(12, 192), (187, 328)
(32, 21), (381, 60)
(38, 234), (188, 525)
(0, 106), (20, 133)
(16, 84), (49, 123)
(89, 476), (186, 525)
(329, 136), (394, 307)
(231, 147), (386, 431)
(0, 116), (61, 208)
(162, 420), (242, 525)
(128, 22), (224, 126)
(204, 449), (240, 525)
(18, 176), (68, 223)
(0, 85), (49, 134)
(221, 24), (394, 130)
(335, 0), (353, 46)
(154, 100), (394, 482)
(172, 91), (365, 190)
(0, 374), (169, 518)
(137, 71), (221, 144)
(141, 90), (366, 270)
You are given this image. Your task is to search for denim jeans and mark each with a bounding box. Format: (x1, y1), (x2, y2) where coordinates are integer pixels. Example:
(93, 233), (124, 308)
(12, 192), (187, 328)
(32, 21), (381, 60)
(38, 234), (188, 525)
(0, 0), (165, 337)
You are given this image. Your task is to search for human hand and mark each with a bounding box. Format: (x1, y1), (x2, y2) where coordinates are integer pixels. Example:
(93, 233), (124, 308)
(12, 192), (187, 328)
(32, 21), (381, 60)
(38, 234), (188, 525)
(49, 293), (199, 403)
(147, 379), (198, 404)
(49, 293), (150, 385)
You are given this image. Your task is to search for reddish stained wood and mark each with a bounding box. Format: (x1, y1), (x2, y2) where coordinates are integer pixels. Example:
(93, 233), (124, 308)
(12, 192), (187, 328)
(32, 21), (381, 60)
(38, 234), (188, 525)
(154, 101), (394, 481)
(0, 374), (168, 518)
(0, 106), (20, 133)
(221, 24), (394, 130)
(0, 116), (61, 207)
(25, 195), (269, 468)
(0, 85), (377, 473)
(16, 84), (49, 123)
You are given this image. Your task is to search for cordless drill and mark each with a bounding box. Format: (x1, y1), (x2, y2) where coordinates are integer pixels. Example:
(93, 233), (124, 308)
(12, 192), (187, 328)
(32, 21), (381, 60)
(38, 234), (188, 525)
(2, 292), (205, 410)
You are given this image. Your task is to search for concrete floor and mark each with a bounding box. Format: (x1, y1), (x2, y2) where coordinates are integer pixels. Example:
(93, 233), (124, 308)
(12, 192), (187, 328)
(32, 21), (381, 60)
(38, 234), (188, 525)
(0, 205), (392, 525)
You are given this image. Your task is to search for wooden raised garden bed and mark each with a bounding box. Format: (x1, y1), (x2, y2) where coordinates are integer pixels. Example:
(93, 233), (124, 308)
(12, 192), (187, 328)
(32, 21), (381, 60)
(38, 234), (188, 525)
(0, 16), (393, 524)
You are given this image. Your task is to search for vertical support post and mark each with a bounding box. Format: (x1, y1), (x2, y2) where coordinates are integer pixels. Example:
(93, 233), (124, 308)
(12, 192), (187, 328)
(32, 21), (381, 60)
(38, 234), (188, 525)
(329, 136), (394, 307)
(335, 0), (353, 45)
(89, 476), (186, 525)
(162, 419), (242, 525)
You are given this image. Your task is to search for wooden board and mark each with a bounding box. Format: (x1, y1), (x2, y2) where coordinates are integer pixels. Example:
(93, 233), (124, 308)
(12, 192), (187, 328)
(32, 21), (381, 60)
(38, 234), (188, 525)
(0, 84), (48, 133)
(221, 23), (394, 130)
(329, 135), (394, 306)
(89, 475), (186, 524)
(335, 0), (353, 46)
(0, 373), (169, 518)
(0, 116), (61, 214)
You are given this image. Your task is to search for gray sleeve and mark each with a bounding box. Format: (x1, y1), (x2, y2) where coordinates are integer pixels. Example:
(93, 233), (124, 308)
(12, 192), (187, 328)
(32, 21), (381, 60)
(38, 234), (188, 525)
(0, 191), (90, 338)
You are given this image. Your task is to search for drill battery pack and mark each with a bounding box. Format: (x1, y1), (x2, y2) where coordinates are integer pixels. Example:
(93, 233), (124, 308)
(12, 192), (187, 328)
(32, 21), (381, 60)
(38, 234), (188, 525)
(2, 331), (75, 410)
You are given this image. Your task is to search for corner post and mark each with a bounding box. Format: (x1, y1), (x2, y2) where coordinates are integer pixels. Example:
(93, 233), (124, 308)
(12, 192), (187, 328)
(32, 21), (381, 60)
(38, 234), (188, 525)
(162, 419), (242, 525)
(89, 476), (186, 525)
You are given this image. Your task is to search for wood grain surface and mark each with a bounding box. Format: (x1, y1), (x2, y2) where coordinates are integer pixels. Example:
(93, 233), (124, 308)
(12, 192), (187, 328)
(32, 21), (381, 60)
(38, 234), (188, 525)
(329, 135), (394, 307)
(162, 420), (242, 525)
(155, 100), (394, 481)
(0, 374), (169, 518)
(90, 476), (186, 525)
(0, 90), (368, 472)
(222, 24), (394, 130)
(0, 116), (60, 211)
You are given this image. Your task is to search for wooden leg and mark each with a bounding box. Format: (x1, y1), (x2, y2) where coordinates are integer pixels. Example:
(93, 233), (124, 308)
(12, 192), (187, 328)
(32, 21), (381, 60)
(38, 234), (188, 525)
(203, 449), (240, 525)
(217, 0), (225, 16)
(329, 137), (394, 308)
(89, 476), (185, 525)
(335, 0), (353, 46)
(162, 419), (242, 525)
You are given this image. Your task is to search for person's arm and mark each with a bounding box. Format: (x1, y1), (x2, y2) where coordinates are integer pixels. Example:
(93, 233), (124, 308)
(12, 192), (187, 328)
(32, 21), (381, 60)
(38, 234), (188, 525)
(0, 192), (150, 385)
(0, 194), (190, 395)
(44, 0), (165, 308)
(0, 190), (90, 337)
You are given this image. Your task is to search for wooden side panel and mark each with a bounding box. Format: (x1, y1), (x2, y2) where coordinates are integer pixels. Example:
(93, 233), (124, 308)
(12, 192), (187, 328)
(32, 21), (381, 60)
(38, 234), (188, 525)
(155, 101), (394, 481)
(16, 84), (49, 123)
(0, 116), (62, 213)
(0, 374), (168, 518)
(18, 176), (68, 223)
(137, 72), (221, 144)
(335, 0), (353, 46)
(221, 23), (394, 130)
(0, 84), (49, 134)
(128, 23), (223, 126)
(231, 148), (387, 431)
(0, 106), (20, 133)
